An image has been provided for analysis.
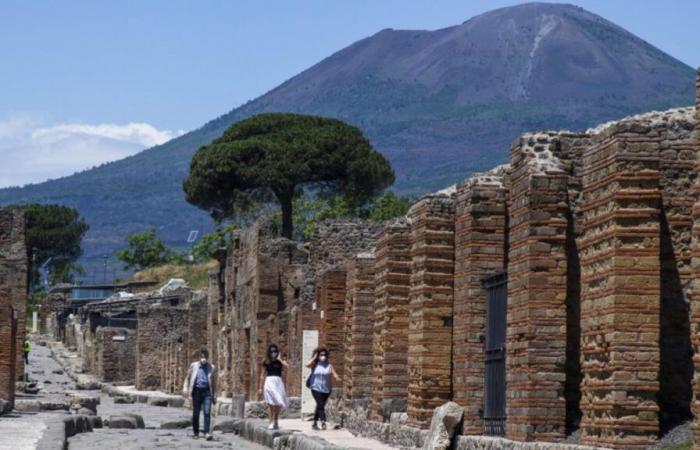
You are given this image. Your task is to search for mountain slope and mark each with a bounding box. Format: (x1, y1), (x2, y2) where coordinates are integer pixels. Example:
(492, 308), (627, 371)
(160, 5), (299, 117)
(0, 2), (695, 276)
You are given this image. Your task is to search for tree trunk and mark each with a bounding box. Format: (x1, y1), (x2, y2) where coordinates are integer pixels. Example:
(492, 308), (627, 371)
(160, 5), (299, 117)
(280, 194), (294, 240)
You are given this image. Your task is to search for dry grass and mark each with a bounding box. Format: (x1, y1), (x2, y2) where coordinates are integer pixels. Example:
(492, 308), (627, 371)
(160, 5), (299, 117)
(130, 260), (218, 292)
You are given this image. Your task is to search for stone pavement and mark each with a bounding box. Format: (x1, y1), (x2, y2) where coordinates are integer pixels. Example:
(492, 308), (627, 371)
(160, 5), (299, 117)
(0, 337), (267, 450)
(277, 419), (396, 450)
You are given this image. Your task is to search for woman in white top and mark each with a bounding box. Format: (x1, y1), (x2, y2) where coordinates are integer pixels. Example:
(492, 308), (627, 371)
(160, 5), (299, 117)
(305, 347), (341, 430)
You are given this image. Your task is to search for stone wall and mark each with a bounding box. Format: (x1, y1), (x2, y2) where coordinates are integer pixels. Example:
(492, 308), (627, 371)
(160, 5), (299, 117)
(371, 219), (411, 421)
(316, 268), (348, 386)
(693, 69), (700, 450)
(342, 253), (376, 406)
(135, 298), (190, 390)
(96, 327), (136, 383)
(453, 167), (508, 434)
(0, 208), (27, 394)
(406, 194), (456, 428)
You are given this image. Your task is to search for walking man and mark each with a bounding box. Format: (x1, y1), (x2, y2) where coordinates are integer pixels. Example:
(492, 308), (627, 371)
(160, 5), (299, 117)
(23, 337), (30, 365)
(182, 347), (217, 440)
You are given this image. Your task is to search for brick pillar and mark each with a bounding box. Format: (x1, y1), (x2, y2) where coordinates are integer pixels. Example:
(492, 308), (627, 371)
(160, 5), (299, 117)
(0, 305), (17, 412)
(453, 169), (507, 434)
(691, 68), (700, 450)
(505, 134), (571, 441)
(579, 132), (661, 448)
(372, 219), (411, 421)
(406, 194), (455, 428)
(317, 269), (348, 385)
(343, 253), (376, 406)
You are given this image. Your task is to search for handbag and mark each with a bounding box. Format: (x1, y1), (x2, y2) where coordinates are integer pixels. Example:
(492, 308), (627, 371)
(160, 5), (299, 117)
(306, 365), (315, 389)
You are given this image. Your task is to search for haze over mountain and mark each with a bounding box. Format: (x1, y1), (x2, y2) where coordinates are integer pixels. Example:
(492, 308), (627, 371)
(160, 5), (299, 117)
(0, 2), (695, 278)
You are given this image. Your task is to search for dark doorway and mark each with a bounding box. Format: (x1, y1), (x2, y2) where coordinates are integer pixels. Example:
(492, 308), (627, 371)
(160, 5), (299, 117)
(483, 272), (507, 436)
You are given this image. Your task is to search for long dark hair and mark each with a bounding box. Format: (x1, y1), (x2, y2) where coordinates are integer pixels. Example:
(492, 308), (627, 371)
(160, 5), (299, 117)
(264, 344), (279, 364)
(312, 347), (329, 366)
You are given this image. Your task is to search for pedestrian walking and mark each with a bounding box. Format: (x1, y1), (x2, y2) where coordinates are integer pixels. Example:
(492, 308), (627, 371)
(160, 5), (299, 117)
(305, 347), (341, 430)
(258, 344), (289, 430)
(23, 337), (30, 365)
(182, 347), (217, 440)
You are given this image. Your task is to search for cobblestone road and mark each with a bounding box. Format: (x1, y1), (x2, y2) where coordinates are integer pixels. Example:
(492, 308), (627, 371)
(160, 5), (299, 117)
(0, 337), (267, 450)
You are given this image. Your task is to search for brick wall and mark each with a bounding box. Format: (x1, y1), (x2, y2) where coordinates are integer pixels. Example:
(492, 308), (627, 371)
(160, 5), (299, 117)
(578, 119), (665, 448)
(316, 268), (348, 386)
(453, 168), (507, 434)
(371, 219), (411, 421)
(343, 253), (376, 406)
(136, 299), (189, 390)
(693, 69), (700, 450)
(96, 327), (136, 383)
(0, 209), (27, 387)
(406, 194), (456, 428)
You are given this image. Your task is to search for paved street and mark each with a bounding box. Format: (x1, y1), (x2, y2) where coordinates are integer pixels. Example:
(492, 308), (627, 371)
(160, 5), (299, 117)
(0, 338), (267, 450)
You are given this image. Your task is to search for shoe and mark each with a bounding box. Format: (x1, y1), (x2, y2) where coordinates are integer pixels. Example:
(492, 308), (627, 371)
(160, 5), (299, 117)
(205, 433), (213, 441)
(312, 423), (320, 430)
(321, 422), (327, 430)
(267, 423), (275, 430)
(273, 421), (279, 430)
(193, 434), (199, 439)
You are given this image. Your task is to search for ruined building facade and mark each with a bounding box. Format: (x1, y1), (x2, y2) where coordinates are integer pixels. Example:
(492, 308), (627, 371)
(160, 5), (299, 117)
(208, 72), (700, 449)
(0, 208), (27, 413)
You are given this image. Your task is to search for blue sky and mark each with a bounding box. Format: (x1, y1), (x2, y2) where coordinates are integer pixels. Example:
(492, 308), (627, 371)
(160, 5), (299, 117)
(0, 0), (698, 187)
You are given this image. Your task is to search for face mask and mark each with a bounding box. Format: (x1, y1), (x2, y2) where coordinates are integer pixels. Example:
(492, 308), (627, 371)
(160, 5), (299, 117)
(200, 358), (207, 365)
(319, 355), (327, 362)
(270, 352), (278, 358)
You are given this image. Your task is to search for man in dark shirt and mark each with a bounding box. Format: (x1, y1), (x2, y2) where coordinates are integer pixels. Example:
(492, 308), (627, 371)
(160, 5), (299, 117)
(183, 347), (217, 440)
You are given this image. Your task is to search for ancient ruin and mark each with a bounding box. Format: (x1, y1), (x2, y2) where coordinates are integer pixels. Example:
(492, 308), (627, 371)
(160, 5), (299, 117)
(28, 70), (700, 450)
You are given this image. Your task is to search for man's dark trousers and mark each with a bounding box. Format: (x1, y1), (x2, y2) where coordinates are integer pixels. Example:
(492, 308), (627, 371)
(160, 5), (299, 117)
(192, 387), (212, 435)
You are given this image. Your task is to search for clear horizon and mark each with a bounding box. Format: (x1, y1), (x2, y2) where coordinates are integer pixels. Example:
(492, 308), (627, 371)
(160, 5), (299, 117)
(1, 0), (698, 188)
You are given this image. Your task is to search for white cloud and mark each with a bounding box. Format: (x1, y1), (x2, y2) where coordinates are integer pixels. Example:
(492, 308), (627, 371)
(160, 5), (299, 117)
(0, 115), (185, 188)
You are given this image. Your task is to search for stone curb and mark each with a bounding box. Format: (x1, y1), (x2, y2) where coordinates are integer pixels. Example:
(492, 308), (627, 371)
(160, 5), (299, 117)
(35, 415), (98, 450)
(232, 418), (360, 450)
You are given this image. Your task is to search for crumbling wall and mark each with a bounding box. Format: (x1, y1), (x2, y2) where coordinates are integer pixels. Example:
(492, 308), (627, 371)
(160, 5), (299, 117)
(406, 194), (456, 428)
(0, 208), (27, 393)
(343, 253), (376, 406)
(453, 167), (508, 434)
(371, 219), (411, 421)
(96, 327), (136, 383)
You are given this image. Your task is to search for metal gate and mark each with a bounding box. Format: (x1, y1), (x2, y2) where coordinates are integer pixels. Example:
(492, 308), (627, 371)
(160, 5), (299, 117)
(483, 272), (507, 436)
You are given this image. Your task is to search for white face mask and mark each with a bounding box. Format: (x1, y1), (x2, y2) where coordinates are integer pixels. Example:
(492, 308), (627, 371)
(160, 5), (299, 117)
(200, 358), (207, 365)
(319, 355), (327, 362)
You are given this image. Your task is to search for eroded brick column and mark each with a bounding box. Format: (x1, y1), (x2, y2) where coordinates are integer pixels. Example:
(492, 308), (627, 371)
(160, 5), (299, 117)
(579, 130), (661, 449)
(505, 133), (572, 441)
(317, 268), (348, 385)
(0, 208), (25, 411)
(343, 253), (376, 406)
(406, 194), (455, 428)
(691, 68), (700, 450)
(453, 168), (507, 434)
(372, 219), (411, 421)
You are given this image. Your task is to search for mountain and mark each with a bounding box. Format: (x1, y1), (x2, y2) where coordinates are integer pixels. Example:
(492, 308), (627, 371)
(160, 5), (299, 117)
(0, 2), (695, 278)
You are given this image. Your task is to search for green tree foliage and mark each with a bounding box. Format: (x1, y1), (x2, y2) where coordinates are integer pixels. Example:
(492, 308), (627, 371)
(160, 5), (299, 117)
(183, 113), (395, 239)
(11, 204), (89, 288)
(281, 190), (412, 240)
(192, 223), (238, 263)
(116, 229), (176, 271)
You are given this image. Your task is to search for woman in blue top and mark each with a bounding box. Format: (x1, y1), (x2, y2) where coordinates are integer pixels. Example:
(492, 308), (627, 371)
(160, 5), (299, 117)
(305, 347), (341, 430)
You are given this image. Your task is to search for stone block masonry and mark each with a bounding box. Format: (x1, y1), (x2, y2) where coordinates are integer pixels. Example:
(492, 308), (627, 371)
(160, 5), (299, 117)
(691, 68), (700, 450)
(578, 118), (665, 448)
(0, 208), (27, 403)
(96, 327), (136, 383)
(316, 268), (348, 386)
(505, 132), (584, 442)
(452, 167), (507, 435)
(342, 253), (376, 406)
(371, 219), (411, 421)
(406, 194), (456, 428)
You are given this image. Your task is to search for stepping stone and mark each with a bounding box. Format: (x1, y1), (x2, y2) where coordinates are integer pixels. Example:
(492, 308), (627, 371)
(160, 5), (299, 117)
(160, 418), (192, 429)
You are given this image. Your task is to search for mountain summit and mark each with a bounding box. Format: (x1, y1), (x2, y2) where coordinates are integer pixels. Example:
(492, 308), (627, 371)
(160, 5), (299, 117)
(1, 2), (694, 274)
